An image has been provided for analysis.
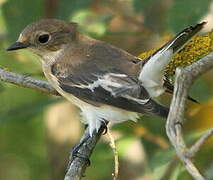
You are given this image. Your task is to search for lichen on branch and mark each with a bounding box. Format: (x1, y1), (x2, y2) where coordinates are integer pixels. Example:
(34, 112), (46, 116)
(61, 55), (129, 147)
(138, 31), (213, 76)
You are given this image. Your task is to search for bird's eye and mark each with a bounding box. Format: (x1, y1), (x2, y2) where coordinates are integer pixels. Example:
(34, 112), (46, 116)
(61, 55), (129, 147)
(38, 34), (50, 44)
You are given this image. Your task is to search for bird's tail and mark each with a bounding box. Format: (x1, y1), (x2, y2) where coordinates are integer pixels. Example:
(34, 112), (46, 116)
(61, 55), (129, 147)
(137, 99), (169, 119)
(158, 21), (207, 54)
(141, 21), (207, 68)
(138, 22), (206, 98)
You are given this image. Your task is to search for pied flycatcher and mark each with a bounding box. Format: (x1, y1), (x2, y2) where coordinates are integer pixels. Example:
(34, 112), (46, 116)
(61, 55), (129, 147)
(7, 19), (206, 136)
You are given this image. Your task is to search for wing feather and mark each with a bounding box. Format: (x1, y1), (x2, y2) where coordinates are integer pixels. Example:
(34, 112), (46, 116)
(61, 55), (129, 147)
(49, 57), (168, 118)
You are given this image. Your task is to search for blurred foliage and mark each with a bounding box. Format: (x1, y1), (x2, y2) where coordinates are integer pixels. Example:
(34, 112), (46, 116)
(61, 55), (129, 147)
(57, 0), (93, 20)
(0, 0), (213, 180)
(2, 0), (44, 42)
(70, 10), (113, 37)
(167, 0), (212, 32)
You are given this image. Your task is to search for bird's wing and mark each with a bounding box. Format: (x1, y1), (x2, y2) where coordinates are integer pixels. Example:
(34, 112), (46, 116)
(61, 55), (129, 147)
(50, 61), (169, 118)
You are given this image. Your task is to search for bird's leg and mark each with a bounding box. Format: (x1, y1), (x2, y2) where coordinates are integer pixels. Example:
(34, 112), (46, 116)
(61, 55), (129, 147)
(101, 120), (108, 135)
(67, 121), (108, 171)
(70, 124), (89, 157)
(67, 134), (91, 170)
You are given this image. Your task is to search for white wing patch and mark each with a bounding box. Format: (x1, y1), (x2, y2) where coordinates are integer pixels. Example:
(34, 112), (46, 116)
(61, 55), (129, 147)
(72, 73), (127, 90)
(92, 73), (128, 96)
(72, 73), (149, 104)
(73, 73), (125, 93)
(124, 95), (149, 104)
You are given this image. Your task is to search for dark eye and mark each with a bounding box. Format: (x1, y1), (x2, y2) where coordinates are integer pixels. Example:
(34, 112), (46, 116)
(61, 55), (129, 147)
(38, 34), (50, 44)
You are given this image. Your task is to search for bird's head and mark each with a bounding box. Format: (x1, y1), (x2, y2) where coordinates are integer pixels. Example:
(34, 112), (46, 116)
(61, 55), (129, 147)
(7, 19), (78, 59)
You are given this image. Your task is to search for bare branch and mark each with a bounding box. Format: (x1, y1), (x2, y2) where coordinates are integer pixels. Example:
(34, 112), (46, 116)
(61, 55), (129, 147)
(64, 127), (104, 180)
(166, 52), (213, 180)
(0, 67), (58, 95)
(0, 67), (103, 180)
(188, 128), (213, 158)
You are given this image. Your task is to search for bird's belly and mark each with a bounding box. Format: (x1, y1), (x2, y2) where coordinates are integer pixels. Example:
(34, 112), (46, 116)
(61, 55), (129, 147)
(58, 86), (139, 135)
(80, 104), (139, 135)
(52, 81), (139, 135)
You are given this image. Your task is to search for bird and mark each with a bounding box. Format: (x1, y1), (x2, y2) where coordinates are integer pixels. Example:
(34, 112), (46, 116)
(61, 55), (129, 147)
(7, 19), (206, 137)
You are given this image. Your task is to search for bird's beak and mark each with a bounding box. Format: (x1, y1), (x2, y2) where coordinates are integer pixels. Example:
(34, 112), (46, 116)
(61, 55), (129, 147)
(6, 41), (29, 51)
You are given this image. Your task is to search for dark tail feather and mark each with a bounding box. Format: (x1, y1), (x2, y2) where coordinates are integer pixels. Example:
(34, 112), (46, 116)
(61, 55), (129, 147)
(142, 22), (207, 65)
(187, 96), (200, 104)
(162, 23), (206, 103)
(138, 99), (169, 119)
(169, 22), (207, 53)
(165, 88), (199, 104)
(138, 22), (207, 74)
(164, 78), (199, 104)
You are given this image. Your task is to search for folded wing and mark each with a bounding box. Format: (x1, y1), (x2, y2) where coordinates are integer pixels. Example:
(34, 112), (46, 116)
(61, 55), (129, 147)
(50, 62), (169, 118)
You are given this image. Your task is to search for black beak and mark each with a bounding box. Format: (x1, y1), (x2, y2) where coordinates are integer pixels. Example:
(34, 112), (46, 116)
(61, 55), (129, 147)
(6, 42), (29, 51)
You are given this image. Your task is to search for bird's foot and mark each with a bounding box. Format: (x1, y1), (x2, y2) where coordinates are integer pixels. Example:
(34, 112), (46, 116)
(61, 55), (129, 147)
(100, 120), (108, 135)
(67, 135), (91, 171)
(66, 122), (108, 171)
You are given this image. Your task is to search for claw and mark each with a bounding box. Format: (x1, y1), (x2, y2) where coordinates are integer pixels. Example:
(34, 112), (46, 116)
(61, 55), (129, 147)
(66, 122), (108, 172)
(72, 152), (91, 166)
(102, 125), (108, 135)
(66, 135), (91, 170)
(100, 120), (108, 135)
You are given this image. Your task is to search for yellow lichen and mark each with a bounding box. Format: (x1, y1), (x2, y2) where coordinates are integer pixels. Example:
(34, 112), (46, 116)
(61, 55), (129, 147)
(138, 31), (213, 76)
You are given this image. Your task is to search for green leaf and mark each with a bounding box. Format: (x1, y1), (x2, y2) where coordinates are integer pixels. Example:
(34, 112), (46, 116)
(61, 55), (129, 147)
(88, 142), (114, 180)
(190, 77), (211, 103)
(168, 0), (212, 33)
(150, 148), (175, 170)
(169, 165), (185, 180)
(116, 136), (137, 157)
(57, 0), (93, 20)
(70, 10), (112, 37)
(2, 0), (44, 42)
(205, 163), (213, 179)
(150, 148), (179, 179)
(133, 0), (155, 13)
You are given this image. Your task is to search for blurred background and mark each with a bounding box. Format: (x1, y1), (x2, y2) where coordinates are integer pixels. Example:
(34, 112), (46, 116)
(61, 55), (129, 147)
(0, 0), (213, 180)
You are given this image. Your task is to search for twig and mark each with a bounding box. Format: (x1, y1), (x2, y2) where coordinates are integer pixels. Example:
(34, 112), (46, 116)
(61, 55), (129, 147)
(107, 129), (119, 180)
(0, 67), (58, 96)
(166, 52), (213, 180)
(187, 128), (213, 158)
(0, 67), (102, 180)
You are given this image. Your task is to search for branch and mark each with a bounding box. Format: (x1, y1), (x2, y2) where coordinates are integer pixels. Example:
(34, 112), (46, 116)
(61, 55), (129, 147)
(65, 127), (105, 180)
(0, 67), (102, 180)
(166, 52), (213, 180)
(0, 67), (58, 95)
